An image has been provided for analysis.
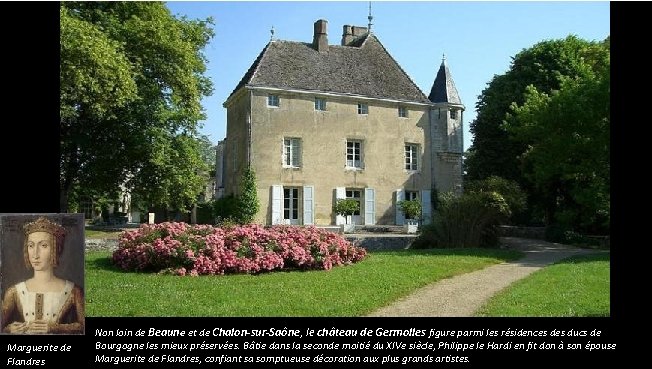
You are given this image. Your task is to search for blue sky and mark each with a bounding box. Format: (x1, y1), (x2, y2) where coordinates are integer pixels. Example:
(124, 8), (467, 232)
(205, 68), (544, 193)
(166, 1), (610, 150)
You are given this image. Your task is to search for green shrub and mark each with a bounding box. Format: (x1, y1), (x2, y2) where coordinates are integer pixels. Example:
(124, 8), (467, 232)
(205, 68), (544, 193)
(212, 168), (261, 225)
(196, 201), (215, 224)
(466, 176), (527, 224)
(412, 191), (509, 249)
(213, 195), (240, 223)
(333, 199), (359, 220)
(239, 168), (260, 224)
(398, 200), (422, 220)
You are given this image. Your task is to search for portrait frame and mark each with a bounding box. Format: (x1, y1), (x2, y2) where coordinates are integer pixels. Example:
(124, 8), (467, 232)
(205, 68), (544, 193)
(0, 213), (85, 335)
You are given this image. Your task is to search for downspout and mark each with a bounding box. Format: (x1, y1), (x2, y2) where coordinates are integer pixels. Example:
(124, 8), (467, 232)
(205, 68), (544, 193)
(460, 109), (464, 194)
(247, 90), (253, 168)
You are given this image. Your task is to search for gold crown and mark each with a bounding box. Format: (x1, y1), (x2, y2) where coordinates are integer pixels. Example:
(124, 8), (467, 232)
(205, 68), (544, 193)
(23, 217), (66, 239)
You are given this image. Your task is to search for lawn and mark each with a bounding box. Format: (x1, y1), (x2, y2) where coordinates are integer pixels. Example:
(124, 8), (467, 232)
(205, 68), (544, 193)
(85, 248), (522, 317)
(476, 252), (610, 317)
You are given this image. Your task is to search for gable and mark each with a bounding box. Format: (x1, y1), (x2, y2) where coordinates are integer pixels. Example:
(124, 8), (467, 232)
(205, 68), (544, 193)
(228, 34), (430, 104)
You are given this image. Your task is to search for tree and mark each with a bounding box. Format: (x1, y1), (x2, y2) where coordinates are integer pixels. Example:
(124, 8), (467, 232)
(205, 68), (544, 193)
(238, 168), (260, 224)
(466, 36), (609, 184)
(466, 175), (527, 224)
(333, 199), (360, 223)
(508, 59), (610, 233)
(129, 132), (209, 213)
(60, 2), (214, 212)
(398, 200), (422, 221)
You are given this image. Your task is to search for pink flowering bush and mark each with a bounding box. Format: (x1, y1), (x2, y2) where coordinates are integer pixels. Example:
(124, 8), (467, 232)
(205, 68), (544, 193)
(112, 223), (367, 276)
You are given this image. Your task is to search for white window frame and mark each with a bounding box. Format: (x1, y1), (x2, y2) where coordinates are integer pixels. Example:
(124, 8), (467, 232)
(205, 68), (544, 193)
(357, 103), (368, 115)
(283, 137), (301, 168)
(405, 191), (419, 201)
(283, 187), (300, 225)
(405, 144), (419, 171)
(267, 94), (279, 107)
(315, 98), (326, 111)
(398, 106), (408, 118)
(346, 140), (363, 169)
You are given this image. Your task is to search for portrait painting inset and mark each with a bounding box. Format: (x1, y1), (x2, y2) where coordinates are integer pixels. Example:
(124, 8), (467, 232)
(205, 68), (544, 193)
(0, 214), (85, 334)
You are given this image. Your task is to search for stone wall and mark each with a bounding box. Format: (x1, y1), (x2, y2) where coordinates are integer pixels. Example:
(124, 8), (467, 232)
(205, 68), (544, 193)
(345, 235), (417, 251)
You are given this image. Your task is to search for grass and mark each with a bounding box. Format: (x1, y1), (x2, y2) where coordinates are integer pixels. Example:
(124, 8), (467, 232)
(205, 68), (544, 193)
(85, 248), (522, 317)
(476, 252), (610, 317)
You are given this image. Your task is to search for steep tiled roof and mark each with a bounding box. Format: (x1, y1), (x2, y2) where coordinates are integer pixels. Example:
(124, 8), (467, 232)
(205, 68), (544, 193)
(229, 34), (430, 103)
(428, 57), (462, 105)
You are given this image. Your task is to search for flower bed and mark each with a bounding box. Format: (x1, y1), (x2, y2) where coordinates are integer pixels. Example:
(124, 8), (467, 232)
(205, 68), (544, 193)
(112, 223), (367, 276)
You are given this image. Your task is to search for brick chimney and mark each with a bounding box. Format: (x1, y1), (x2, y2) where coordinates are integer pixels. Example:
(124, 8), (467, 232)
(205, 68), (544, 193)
(341, 25), (368, 46)
(313, 19), (328, 52)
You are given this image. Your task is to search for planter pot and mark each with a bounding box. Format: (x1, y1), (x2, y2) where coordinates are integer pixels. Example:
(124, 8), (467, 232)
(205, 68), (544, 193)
(342, 223), (356, 233)
(404, 219), (419, 234)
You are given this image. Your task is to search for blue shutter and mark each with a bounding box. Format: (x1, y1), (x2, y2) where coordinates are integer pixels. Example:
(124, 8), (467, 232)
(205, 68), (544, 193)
(271, 185), (282, 225)
(421, 190), (432, 225)
(395, 189), (405, 225)
(334, 187), (346, 225)
(364, 188), (375, 225)
(303, 186), (314, 225)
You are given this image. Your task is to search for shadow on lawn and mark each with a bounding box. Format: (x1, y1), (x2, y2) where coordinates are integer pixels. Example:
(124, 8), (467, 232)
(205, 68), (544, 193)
(371, 248), (524, 263)
(548, 251), (610, 265)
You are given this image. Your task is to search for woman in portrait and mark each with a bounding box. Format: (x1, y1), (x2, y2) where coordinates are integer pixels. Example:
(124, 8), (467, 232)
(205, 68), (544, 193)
(2, 216), (84, 334)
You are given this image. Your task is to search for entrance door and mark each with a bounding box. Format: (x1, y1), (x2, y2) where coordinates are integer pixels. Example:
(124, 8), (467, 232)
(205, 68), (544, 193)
(346, 189), (362, 225)
(283, 188), (300, 225)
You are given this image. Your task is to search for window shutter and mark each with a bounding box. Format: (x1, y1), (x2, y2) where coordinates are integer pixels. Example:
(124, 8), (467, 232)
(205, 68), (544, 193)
(364, 188), (375, 225)
(334, 187), (346, 225)
(271, 185), (282, 225)
(303, 186), (314, 225)
(395, 189), (405, 225)
(421, 190), (432, 225)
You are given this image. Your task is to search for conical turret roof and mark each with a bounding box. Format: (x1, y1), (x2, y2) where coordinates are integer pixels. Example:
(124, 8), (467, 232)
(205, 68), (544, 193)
(428, 55), (462, 105)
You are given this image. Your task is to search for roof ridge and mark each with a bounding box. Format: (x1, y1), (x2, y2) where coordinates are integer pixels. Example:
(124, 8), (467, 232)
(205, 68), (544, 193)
(365, 34), (430, 102)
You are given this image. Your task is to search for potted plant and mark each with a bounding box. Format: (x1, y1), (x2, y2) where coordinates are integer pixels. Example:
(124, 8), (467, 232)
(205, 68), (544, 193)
(398, 199), (422, 233)
(333, 199), (360, 233)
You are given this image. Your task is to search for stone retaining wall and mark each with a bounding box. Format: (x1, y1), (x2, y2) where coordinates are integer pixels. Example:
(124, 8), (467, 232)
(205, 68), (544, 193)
(85, 239), (119, 252)
(345, 235), (417, 251)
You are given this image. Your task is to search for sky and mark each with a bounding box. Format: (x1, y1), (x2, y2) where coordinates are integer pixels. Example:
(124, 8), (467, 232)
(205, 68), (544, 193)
(166, 1), (610, 150)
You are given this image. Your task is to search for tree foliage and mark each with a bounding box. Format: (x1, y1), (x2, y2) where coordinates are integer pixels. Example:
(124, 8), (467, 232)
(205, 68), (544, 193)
(466, 36), (609, 183)
(508, 57), (610, 233)
(466, 176), (528, 224)
(413, 192), (510, 249)
(238, 168), (260, 224)
(465, 35), (610, 233)
(60, 2), (214, 212)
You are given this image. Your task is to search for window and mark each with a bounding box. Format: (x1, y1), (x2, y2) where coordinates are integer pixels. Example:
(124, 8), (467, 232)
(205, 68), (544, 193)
(346, 140), (363, 169)
(283, 188), (299, 224)
(283, 138), (301, 167)
(405, 144), (419, 171)
(450, 109), (456, 119)
(346, 190), (362, 216)
(357, 103), (368, 115)
(405, 191), (419, 201)
(398, 106), (408, 118)
(315, 98), (326, 111)
(267, 94), (279, 107)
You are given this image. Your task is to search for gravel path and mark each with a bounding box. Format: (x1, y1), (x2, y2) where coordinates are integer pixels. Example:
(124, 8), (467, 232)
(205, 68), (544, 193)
(367, 237), (599, 317)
